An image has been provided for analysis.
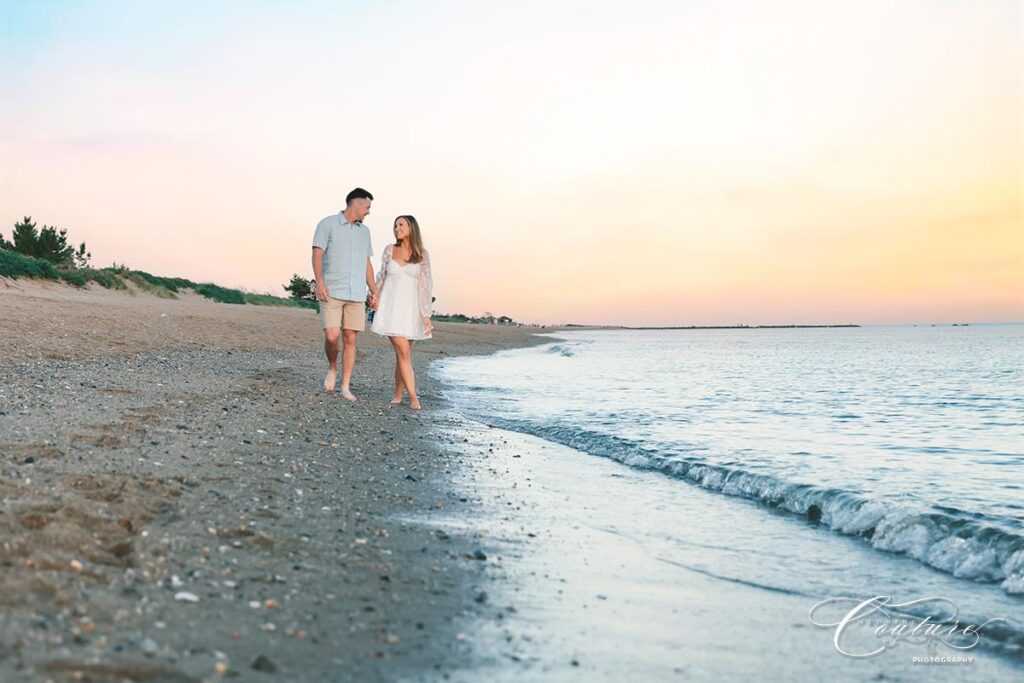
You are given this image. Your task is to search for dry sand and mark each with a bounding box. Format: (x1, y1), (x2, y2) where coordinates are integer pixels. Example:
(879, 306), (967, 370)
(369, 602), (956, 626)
(0, 278), (549, 682)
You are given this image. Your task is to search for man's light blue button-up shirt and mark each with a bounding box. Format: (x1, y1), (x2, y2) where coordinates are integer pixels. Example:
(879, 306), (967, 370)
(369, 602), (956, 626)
(312, 212), (374, 302)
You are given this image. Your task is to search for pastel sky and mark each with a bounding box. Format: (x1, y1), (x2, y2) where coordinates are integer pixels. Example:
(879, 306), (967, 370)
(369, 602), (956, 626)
(1, 0), (1020, 325)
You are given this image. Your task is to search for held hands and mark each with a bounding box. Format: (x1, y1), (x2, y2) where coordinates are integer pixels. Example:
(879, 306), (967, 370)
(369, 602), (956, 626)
(314, 281), (329, 302)
(368, 292), (380, 311)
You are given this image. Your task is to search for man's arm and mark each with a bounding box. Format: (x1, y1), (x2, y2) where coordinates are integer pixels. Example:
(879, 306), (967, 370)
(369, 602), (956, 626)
(312, 248), (329, 301)
(365, 257), (379, 309)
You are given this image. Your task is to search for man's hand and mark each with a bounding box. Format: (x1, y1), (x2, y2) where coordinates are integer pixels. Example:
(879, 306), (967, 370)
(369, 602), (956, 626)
(315, 281), (329, 302)
(368, 291), (379, 311)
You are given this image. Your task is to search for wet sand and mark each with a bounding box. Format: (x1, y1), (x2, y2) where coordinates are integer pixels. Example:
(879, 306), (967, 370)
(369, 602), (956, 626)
(0, 279), (548, 682)
(423, 412), (1024, 682)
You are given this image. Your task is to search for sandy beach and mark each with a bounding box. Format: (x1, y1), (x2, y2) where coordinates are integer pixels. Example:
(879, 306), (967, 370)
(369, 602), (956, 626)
(3, 279), (1021, 683)
(0, 278), (547, 682)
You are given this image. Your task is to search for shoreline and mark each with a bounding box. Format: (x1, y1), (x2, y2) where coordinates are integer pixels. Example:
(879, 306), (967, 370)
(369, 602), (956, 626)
(421, 389), (1024, 681)
(0, 280), (549, 681)
(425, 329), (1024, 680)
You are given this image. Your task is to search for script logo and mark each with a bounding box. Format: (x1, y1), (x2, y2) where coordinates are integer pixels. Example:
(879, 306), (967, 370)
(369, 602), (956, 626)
(807, 595), (1005, 660)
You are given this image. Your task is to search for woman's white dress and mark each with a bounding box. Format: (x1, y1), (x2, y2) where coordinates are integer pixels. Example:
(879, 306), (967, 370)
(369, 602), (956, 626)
(371, 244), (433, 340)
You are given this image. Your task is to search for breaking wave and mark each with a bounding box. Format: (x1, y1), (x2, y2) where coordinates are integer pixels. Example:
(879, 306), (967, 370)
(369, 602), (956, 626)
(481, 418), (1024, 597)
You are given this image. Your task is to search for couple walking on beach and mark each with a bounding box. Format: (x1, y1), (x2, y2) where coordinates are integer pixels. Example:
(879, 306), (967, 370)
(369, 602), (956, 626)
(311, 188), (433, 410)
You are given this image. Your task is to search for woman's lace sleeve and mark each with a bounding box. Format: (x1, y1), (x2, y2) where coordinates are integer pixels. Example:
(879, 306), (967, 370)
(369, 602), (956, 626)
(418, 249), (433, 317)
(375, 244), (391, 292)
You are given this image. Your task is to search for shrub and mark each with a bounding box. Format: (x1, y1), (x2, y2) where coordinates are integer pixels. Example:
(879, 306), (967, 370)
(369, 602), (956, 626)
(87, 268), (127, 289)
(57, 268), (89, 287)
(129, 270), (194, 292)
(244, 292), (317, 309)
(124, 272), (177, 298)
(194, 283), (246, 305)
(57, 268), (130, 289)
(0, 249), (60, 279)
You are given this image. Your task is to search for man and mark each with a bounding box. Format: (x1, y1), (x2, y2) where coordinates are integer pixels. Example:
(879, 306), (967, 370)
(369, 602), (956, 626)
(312, 187), (380, 400)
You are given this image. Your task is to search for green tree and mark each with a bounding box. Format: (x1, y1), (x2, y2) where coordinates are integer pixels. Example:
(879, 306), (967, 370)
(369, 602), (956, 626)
(38, 225), (75, 264)
(12, 217), (40, 256)
(8, 216), (89, 266)
(73, 242), (92, 268)
(284, 273), (314, 301)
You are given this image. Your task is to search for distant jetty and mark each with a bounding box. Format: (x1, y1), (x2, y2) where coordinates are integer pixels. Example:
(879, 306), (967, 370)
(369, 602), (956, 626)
(616, 324), (861, 330)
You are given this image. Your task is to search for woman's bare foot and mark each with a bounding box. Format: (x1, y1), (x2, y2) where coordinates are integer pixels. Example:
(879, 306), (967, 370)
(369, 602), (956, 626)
(341, 387), (358, 402)
(389, 397), (402, 405)
(410, 397), (421, 410)
(324, 369), (337, 393)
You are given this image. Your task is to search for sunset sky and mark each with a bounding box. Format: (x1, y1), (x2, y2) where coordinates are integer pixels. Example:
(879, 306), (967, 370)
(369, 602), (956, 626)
(1, 0), (1020, 325)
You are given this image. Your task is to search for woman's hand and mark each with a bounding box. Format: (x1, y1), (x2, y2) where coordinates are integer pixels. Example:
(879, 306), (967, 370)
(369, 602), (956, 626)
(423, 317), (433, 335)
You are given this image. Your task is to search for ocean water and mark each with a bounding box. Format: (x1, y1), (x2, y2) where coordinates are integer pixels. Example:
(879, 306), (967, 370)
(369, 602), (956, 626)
(431, 324), (1024, 663)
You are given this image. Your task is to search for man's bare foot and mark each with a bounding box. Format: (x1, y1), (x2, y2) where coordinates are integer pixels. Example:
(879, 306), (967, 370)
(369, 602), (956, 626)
(324, 370), (337, 393)
(410, 397), (421, 410)
(341, 387), (358, 402)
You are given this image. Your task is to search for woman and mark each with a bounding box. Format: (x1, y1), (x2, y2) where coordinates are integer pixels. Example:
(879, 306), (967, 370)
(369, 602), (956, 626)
(371, 215), (433, 410)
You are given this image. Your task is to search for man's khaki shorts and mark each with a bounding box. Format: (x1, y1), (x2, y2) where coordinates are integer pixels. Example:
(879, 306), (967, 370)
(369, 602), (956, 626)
(319, 298), (366, 331)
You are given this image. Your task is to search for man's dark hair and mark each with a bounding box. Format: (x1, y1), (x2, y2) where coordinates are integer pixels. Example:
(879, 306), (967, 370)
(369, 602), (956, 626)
(345, 188), (373, 205)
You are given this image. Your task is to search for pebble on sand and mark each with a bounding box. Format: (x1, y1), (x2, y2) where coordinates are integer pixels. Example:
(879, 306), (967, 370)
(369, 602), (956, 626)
(251, 654), (278, 673)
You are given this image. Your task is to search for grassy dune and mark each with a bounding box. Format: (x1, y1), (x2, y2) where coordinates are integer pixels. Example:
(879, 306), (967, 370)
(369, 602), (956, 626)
(0, 250), (314, 309)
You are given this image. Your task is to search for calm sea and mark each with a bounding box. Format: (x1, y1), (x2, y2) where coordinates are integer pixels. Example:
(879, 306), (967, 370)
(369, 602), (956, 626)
(431, 324), (1024, 657)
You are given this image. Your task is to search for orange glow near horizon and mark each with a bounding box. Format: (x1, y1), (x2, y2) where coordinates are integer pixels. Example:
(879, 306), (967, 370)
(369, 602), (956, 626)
(1, 1), (1021, 325)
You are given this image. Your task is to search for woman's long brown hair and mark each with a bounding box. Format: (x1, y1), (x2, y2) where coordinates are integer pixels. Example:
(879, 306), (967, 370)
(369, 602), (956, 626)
(394, 215), (425, 264)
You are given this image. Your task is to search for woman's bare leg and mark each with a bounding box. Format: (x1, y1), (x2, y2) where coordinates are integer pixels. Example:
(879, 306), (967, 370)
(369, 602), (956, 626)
(407, 340), (420, 410)
(391, 351), (405, 404)
(390, 336), (419, 409)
